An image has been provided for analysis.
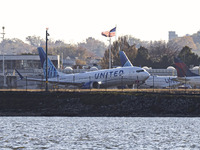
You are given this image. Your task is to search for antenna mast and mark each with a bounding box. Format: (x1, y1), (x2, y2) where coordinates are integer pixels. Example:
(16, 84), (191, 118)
(1, 26), (5, 41)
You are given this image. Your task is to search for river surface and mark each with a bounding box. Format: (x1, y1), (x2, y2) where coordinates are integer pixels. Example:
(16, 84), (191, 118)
(0, 117), (200, 149)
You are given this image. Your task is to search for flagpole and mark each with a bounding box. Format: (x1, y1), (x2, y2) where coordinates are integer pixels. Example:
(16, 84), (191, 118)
(115, 24), (117, 41)
(102, 27), (116, 69)
(109, 37), (111, 69)
(46, 28), (49, 92)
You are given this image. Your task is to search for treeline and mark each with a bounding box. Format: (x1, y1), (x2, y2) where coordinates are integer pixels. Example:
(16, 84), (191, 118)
(100, 36), (200, 69)
(1, 32), (200, 68)
(0, 36), (107, 66)
(26, 36), (107, 58)
(0, 38), (33, 54)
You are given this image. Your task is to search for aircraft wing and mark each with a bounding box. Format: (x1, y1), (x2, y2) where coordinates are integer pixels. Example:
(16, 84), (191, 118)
(24, 77), (87, 88)
(15, 69), (84, 87)
(171, 77), (190, 82)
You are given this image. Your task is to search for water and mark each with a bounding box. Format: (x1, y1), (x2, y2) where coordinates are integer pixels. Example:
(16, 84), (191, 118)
(0, 117), (200, 150)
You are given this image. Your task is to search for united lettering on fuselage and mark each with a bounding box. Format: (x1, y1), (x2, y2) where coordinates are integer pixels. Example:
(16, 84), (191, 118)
(95, 70), (124, 79)
(164, 78), (177, 84)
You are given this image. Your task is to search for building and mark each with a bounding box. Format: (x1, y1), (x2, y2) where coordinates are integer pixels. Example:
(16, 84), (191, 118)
(143, 66), (177, 76)
(62, 56), (76, 68)
(143, 66), (200, 76)
(169, 31), (178, 40)
(0, 54), (60, 89)
(0, 54), (60, 75)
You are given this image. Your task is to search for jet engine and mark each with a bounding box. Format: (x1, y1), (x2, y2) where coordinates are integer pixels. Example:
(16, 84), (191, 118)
(127, 84), (134, 89)
(82, 81), (100, 89)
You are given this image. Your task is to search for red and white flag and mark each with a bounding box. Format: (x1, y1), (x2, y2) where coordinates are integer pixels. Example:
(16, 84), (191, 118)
(101, 27), (116, 37)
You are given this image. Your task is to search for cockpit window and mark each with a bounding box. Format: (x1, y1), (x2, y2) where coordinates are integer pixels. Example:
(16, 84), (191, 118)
(136, 69), (144, 73)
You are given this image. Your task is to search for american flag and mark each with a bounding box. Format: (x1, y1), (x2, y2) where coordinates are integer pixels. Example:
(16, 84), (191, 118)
(101, 27), (116, 37)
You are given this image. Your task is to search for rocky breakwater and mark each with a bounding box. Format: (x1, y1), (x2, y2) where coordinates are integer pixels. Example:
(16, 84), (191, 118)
(0, 91), (200, 116)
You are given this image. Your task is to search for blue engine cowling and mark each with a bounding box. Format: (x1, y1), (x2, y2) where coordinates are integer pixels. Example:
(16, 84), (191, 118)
(82, 81), (100, 89)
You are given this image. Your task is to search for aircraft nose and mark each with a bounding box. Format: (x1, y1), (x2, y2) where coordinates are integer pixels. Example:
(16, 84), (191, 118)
(144, 71), (150, 80)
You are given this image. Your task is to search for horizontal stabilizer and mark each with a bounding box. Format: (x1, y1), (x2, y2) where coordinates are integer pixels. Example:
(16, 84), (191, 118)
(15, 69), (24, 80)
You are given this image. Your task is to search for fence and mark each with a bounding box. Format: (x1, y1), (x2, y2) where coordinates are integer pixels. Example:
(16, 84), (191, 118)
(0, 75), (200, 95)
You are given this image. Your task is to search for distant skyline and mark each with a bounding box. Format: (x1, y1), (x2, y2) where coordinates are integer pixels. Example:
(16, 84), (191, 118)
(1, 0), (200, 44)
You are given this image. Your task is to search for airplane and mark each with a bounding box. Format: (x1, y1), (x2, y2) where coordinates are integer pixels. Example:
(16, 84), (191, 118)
(173, 57), (200, 87)
(140, 75), (180, 89)
(119, 51), (181, 88)
(15, 47), (150, 89)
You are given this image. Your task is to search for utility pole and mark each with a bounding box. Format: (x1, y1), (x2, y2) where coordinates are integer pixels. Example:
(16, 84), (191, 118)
(46, 28), (50, 91)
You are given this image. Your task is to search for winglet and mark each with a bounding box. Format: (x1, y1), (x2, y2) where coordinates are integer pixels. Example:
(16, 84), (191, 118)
(119, 51), (133, 67)
(15, 69), (24, 80)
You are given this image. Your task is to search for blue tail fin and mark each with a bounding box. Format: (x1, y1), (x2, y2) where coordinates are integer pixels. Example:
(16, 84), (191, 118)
(119, 51), (133, 67)
(174, 57), (199, 77)
(37, 47), (59, 78)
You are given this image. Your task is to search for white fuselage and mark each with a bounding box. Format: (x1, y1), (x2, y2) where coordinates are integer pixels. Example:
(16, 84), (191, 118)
(177, 76), (200, 87)
(140, 76), (180, 88)
(47, 66), (150, 88)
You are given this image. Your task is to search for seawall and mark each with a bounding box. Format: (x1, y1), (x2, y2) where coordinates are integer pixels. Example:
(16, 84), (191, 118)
(1, 91), (200, 116)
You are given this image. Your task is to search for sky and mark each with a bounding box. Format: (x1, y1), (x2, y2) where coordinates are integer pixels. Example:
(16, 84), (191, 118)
(1, 0), (200, 44)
